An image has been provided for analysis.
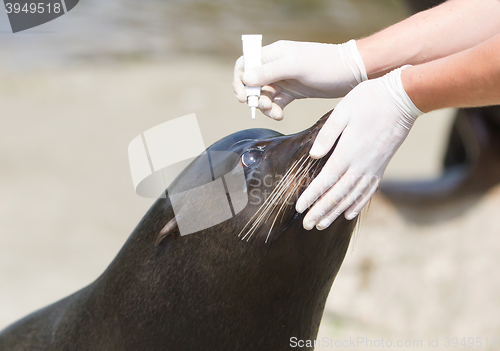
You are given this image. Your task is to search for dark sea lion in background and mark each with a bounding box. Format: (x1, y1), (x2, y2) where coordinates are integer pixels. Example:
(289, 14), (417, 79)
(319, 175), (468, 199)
(381, 107), (500, 206)
(404, 0), (442, 13)
(0, 111), (357, 351)
(381, 1), (500, 207)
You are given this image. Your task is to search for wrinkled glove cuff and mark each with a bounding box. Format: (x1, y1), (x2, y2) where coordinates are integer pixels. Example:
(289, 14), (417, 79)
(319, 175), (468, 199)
(339, 39), (368, 85)
(384, 65), (424, 130)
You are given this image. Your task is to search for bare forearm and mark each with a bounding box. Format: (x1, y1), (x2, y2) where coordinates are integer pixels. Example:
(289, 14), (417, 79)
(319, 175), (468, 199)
(402, 33), (500, 113)
(357, 0), (500, 78)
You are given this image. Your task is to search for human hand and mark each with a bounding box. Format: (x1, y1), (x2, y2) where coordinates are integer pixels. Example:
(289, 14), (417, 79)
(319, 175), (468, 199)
(233, 40), (367, 120)
(296, 66), (423, 230)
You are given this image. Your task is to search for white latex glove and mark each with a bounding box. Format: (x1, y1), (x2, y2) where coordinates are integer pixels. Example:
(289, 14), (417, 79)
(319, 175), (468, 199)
(233, 40), (367, 120)
(296, 66), (423, 230)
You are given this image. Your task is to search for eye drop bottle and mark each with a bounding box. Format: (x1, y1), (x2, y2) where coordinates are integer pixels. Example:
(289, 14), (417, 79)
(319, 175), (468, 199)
(241, 34), (262, 120)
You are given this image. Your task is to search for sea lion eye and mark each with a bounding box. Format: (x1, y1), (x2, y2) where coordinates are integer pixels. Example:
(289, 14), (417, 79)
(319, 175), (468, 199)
(240, 149), (263, 168)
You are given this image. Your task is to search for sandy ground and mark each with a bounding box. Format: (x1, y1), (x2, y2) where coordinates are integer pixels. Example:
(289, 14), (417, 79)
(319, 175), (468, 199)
(1, 59), (499, 349)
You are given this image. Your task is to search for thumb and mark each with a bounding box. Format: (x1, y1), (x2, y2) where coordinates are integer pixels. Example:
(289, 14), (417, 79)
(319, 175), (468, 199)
(242, 59), (293, 87)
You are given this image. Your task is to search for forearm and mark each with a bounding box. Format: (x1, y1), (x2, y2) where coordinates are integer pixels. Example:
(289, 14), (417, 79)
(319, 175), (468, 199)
(402, 33), (500, 113)
(357, 0), (500, 78)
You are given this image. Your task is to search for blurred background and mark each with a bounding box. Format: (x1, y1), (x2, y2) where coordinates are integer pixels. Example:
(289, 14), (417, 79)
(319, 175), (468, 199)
(1, 0), (499, 349)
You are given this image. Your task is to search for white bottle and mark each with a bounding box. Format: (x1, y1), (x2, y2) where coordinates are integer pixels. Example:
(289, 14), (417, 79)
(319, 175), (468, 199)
(241, 34), (262, 120)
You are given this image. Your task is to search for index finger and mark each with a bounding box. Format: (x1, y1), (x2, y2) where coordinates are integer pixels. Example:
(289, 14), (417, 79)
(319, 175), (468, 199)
(233, 56), (247, 103)
(296, 154), (349, 214)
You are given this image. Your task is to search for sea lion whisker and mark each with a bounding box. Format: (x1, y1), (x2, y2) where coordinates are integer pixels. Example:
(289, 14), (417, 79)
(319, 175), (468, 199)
(248, 155), (312, 241)
(155, 217), (178, 246)
(242, 180), (294, 241)
(244, 156), (305, 223)
(265, 185), (299, 243)
(272, 157), (317, 226)
(264, 162), (314, 243)
(239, 183), (290, 240)
(238, 156), (305, 238)
(238, 155), (305, 241)
(241, 153), (315, 241)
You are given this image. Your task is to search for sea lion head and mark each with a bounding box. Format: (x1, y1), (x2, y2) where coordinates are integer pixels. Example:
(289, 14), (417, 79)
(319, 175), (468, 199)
(157, 109), (349, 245)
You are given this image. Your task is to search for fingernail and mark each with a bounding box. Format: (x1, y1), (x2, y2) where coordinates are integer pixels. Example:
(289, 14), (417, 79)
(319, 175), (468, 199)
(303, 219), (315, 231)
(309, 143), (322, 158)
(270, 110), (279, 120)
(272, 110), (284, 121)
(243, 69), (258, 85)
(346, 213), (358, 220)
(296, 195), (312, 214)
(296, 202), (305, 214)
(235, 93), (244, 102)
(317, 219), (330, 229)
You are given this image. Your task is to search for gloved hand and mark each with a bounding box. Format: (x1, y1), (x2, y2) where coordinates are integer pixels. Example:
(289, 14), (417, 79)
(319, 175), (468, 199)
(296, 65), (423, 230)
(233, 40), (368, 120)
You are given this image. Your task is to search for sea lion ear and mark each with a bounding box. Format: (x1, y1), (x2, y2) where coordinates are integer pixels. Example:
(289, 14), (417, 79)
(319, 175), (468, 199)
(155, 217), (178, 246)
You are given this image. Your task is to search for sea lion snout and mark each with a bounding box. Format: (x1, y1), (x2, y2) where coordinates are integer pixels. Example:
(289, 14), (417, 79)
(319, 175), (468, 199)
(236, 110), (337, 242)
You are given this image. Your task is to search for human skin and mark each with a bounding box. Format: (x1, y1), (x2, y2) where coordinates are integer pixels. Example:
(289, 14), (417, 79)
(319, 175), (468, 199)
(355, 0), (500, 113)
(357, 0), (500, 79)
(298, 0), (500, 229)
(401, 33), (500, 113)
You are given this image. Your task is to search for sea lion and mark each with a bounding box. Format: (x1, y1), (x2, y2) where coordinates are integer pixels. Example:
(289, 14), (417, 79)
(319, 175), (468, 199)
(381, 106), (500, 205)
(0, 111), (357, 351)
(404, 0), (441, 13)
